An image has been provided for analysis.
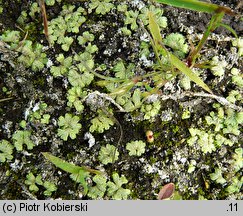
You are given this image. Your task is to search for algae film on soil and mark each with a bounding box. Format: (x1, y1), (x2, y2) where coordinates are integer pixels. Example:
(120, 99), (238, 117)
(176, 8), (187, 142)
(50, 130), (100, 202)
(0, 0), (242, 200)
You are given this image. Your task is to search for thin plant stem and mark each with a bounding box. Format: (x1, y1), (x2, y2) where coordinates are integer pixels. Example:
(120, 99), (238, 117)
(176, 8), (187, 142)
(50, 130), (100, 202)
(0, 97), (13, 103)
(187, 12), (225, 67)
(39, 0), (50, 46)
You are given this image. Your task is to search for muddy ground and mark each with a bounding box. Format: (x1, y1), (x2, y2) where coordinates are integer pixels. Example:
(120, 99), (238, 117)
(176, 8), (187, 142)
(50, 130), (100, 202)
(0, 0), (242, 200)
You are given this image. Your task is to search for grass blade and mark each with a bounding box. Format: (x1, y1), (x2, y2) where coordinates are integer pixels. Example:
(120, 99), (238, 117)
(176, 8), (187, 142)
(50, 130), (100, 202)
(148, 11), (163, 45)
(156, 0), (235, 15)
(188, 12), (224, 65)
(219, 23), (238, 38)
(42, 152), (102, 175)
(42, 152), (101, 195)
(148, 11), (167, 64)
(169, 53), (213, 94)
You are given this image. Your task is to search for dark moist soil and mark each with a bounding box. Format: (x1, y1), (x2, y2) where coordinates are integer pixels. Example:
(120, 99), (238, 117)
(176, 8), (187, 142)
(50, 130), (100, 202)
(0, 0), (242, 200)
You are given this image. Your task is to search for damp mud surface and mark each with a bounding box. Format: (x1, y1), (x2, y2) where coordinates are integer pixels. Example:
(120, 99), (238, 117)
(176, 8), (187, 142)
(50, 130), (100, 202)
(0, 0), (242, 200)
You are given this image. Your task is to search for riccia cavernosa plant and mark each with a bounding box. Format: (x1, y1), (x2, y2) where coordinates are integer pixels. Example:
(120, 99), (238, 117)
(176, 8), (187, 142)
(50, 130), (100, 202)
(0, 0), (242, 200)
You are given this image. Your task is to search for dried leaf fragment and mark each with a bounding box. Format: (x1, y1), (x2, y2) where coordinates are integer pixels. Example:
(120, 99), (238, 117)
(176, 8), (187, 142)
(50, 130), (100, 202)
(158, 183), (175, 200)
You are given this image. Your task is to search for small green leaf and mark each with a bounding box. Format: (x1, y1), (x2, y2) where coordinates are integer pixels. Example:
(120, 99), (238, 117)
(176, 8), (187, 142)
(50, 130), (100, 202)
(77, 31), (95, 45)
(107, 173), (130, 200)
(126, 140), (146, 156)
(98, 144), (119, 165)
(25, 172), (43, 192)
(124, 10), (139, 30)
(1, 30), (21, 43)
(89, 110), (114, 133)
(61, 37), (73, 51)
(141, 101), (161, 120)
(35, 174), (44, 185)
(29, 184), (39, 192)
(68, 68), (94, 88)
(87, 175), (107, 199)
(89, 0), (114, 15)
(43, 181), (57, 196)
(57, 113), (82, 141)
(12, 130), (34, 151)
(25, 173), (36, 186)
(0, 140), (14, 162)
(209, 168), (226, 184)
(232, 148), (243, 172)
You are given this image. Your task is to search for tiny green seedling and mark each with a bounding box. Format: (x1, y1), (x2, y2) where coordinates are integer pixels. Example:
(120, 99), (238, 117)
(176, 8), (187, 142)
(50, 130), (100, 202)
(24, 172), (57, 196)
(25, 172), (43, 192)
(145, 0), (238, 95)
(148, 11), (212, 93)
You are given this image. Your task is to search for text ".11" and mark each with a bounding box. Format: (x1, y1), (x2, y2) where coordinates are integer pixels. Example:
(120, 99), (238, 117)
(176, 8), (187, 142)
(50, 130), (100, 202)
(227, 203), (238, 212)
